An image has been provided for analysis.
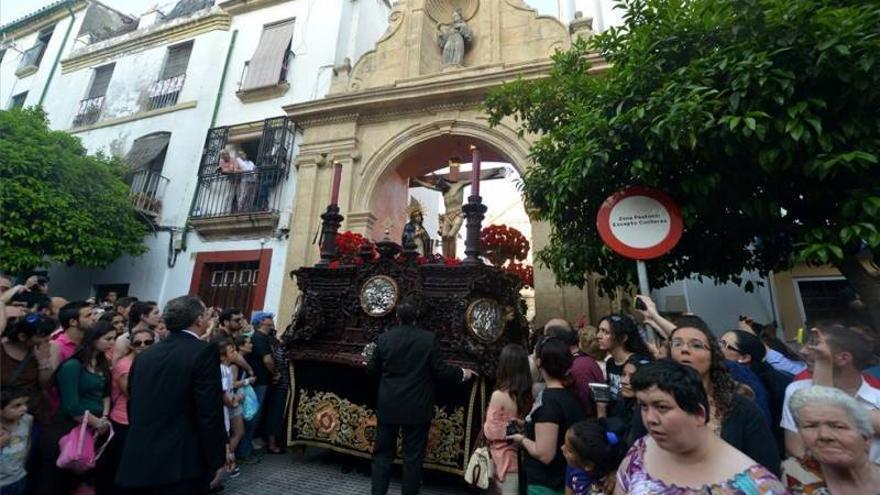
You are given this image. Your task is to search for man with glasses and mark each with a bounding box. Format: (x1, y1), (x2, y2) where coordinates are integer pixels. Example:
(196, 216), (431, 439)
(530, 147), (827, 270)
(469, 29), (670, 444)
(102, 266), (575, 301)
(212, 307), (256, 378)
(217, 308), (246, 341)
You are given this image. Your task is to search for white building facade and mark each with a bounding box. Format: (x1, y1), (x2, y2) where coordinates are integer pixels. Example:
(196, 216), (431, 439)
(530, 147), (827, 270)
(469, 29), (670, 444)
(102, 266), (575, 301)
(2, 0), (390, 317)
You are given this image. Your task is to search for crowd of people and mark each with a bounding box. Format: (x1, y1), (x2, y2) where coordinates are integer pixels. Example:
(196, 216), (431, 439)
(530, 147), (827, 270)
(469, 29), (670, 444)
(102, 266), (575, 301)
(475, 294), (880, 495)
(1, 272), (879, 495)
(0, 276), (289, 495)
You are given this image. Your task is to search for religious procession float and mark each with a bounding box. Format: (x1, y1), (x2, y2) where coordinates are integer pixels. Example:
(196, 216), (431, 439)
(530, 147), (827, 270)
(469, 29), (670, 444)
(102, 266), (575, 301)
(283, 148), (532, 474)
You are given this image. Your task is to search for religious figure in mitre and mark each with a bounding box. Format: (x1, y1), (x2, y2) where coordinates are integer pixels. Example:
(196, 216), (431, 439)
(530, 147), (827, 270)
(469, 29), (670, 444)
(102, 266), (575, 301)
(402, 198), (433, 256)
(437, 8), (473, 66)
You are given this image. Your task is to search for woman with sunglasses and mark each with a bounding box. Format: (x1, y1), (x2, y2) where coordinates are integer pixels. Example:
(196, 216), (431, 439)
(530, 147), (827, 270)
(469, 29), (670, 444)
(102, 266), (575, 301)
(720, 329), (793, 458)
(664, 317), (781, 474)
(99, 328), (156, 493)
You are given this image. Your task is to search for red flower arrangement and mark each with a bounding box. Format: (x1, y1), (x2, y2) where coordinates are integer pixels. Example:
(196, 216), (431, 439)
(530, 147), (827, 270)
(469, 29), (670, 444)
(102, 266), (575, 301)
(480, 224), (530, 267)
(334, 231), (372, 265)
(505, 262), (534, 288)
(480, 224), (534, 287)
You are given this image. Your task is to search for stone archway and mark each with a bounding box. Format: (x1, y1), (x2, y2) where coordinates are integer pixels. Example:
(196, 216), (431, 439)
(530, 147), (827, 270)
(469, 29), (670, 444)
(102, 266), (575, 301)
(276, 0), (610, 328)
(355, 120), (532, 239)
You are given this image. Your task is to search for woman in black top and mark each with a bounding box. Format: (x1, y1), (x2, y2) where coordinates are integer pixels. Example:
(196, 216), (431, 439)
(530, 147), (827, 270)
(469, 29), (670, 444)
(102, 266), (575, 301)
(596, 314), (652, 402)
(600, 354), (652, 450)
(508, 337), (586, 493)
(720, 329), (792, 457)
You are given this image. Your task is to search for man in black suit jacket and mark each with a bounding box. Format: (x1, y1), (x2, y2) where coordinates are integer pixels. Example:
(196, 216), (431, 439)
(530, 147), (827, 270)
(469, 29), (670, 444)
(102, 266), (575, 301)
(368, 296), (476, 495)
(116, 295), (226, 495)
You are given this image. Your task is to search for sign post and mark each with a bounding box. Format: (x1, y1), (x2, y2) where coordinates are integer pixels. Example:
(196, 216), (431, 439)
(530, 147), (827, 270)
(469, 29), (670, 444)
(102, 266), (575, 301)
(636, 260), (650, 296)
(596, 187), (683, 295)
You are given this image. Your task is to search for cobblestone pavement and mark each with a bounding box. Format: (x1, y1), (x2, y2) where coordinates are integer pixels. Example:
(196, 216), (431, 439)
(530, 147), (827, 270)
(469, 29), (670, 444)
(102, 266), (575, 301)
(224, 448), (473, 495)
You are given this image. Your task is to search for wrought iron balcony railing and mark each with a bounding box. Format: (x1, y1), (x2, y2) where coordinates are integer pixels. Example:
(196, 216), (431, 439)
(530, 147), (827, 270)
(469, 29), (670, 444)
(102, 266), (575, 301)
(72, 96), (105, 127)
(146, 74), (185, 111)
(190, 166), (288, 219)
(130, 169), (170, 217)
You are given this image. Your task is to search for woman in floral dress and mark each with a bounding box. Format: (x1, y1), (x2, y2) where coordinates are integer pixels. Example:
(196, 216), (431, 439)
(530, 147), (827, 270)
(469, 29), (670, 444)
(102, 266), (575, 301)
(615, 360), (788, 495)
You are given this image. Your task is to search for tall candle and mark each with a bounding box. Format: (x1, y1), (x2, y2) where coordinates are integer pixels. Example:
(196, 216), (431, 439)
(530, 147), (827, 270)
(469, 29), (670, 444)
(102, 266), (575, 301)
(330, 161), (343, 206)
(470, 145), (481, 197)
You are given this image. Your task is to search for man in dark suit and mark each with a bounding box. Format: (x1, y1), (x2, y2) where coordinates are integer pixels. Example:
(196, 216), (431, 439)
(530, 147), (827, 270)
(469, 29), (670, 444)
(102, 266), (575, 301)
(116, 295), (226, 495)
(368, 296), (476, 495)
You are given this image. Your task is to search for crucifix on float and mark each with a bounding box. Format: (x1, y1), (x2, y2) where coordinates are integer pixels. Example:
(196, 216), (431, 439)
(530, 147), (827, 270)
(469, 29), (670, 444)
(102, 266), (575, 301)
(409, 155), (507, 259)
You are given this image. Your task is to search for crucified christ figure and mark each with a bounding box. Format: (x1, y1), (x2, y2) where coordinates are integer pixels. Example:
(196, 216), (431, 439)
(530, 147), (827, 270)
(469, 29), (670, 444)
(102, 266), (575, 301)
(409, 158), (507, 259)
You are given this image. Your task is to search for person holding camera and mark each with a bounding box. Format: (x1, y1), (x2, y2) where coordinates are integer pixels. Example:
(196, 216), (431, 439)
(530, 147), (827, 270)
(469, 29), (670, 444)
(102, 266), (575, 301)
(367, 296), (476, 495)
(483, 344), (533, 494)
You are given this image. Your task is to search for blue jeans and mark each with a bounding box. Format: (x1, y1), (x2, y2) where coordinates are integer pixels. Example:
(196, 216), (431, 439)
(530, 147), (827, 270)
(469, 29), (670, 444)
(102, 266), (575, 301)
(236, 384), (267, 459)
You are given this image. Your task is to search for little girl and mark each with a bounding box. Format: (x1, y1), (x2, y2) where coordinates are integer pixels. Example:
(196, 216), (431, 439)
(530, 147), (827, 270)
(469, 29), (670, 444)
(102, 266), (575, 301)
(1, 387), (32, 495)
(561, 420), (626, 495)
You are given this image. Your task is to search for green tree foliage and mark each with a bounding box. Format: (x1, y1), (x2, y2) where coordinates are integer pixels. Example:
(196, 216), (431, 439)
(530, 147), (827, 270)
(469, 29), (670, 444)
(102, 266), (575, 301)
(0, 108), (147, 273)
(485, 0), (880, 326)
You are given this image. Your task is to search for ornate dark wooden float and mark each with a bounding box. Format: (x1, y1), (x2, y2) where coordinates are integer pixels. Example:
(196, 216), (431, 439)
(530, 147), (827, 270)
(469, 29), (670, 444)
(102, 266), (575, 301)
(283, 234), (529, 474)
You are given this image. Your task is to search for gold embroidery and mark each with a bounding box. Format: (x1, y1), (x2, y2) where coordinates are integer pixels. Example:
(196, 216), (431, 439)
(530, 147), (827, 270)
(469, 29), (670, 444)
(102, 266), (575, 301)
(293, 389), (466, 468)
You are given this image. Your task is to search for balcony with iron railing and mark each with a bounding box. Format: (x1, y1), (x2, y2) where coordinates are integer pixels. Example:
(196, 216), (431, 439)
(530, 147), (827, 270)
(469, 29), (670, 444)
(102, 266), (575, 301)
(146, 74), (185, 111)
(129, 169), (170, 219)
(15, 42), (47, 78)
(189, 166), (289, 238)
(72, 96), (105, 128)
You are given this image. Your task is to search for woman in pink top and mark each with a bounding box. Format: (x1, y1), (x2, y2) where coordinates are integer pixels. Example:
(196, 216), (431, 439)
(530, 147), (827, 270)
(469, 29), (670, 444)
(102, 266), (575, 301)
(483, 344), (533, 494)
(99, 328), (155, 493)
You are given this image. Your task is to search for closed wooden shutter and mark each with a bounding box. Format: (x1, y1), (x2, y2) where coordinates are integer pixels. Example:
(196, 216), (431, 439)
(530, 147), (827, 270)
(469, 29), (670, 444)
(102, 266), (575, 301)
(161, 41), (193, 79)
(241, 19), (295, 91)
(88, 64), (114, 99)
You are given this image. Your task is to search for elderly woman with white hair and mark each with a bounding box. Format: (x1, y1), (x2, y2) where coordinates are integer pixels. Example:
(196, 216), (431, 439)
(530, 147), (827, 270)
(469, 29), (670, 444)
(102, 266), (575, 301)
(782, 385), (880, 494)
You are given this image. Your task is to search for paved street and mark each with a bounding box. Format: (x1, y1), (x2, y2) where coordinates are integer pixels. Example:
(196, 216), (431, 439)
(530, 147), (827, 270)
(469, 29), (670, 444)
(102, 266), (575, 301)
(225, 448), (473, 495)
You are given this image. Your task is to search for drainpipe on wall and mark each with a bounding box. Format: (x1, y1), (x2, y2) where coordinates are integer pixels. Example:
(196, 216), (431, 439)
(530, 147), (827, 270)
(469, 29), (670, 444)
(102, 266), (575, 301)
(211, 29), (237, 127)
(179, 30), (239, 254)
(38, 0), (76, 106)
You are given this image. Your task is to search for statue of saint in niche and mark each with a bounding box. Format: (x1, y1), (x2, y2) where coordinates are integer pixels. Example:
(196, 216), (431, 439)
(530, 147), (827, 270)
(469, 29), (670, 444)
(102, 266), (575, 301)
(437, 8), (473, 67)
(402, 198), (433, 256)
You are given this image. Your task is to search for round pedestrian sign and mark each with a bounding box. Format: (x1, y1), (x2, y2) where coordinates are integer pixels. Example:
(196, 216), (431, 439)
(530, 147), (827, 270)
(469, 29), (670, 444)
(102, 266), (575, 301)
(596, 187), (683, 260)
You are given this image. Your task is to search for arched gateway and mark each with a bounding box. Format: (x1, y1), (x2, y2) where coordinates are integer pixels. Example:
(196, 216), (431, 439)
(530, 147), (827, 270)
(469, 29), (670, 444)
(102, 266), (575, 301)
(278, 0), (610, 330)
(279, 0), (620, 471)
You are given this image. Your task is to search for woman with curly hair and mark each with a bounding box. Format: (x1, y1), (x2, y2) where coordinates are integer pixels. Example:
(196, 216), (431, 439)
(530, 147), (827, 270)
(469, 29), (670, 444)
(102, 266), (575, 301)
(666, 316), (780, 474)
(596, 314), (652, 403)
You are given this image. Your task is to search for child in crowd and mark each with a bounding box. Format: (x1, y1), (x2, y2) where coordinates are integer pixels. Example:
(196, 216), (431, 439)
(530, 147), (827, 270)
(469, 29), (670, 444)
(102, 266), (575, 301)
(229, 338), (254, 458)
(0, 387), (33, 495)
(561, 420), (626, 495)
(219, 341), (241, 478)
(210, 340), (240, 492)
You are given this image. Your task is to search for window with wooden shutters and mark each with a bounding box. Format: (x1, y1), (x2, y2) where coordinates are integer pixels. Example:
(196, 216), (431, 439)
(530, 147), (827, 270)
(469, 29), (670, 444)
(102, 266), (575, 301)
(241, 19), (295, 91)
(88, 64), (114, 99)
(161, 41), (193, 79)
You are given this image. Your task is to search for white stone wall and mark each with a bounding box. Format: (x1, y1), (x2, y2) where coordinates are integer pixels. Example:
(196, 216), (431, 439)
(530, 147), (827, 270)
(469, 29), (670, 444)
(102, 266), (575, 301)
(1, 11), (85, 109)
(41, 0), (388, 316)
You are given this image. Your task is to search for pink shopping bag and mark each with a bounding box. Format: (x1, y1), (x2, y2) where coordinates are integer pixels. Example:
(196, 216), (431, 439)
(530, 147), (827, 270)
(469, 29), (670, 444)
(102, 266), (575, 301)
(56, 411), (114, 474)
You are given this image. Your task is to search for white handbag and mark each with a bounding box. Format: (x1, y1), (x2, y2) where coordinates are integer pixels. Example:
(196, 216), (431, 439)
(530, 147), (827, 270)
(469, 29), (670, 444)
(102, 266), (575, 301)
(463, 432), (494, 489)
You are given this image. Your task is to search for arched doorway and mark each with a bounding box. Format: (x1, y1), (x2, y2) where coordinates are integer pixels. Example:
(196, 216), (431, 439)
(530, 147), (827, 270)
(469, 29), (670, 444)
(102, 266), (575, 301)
(276, 0), (606, 329)
(358, 128), (530, 243)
